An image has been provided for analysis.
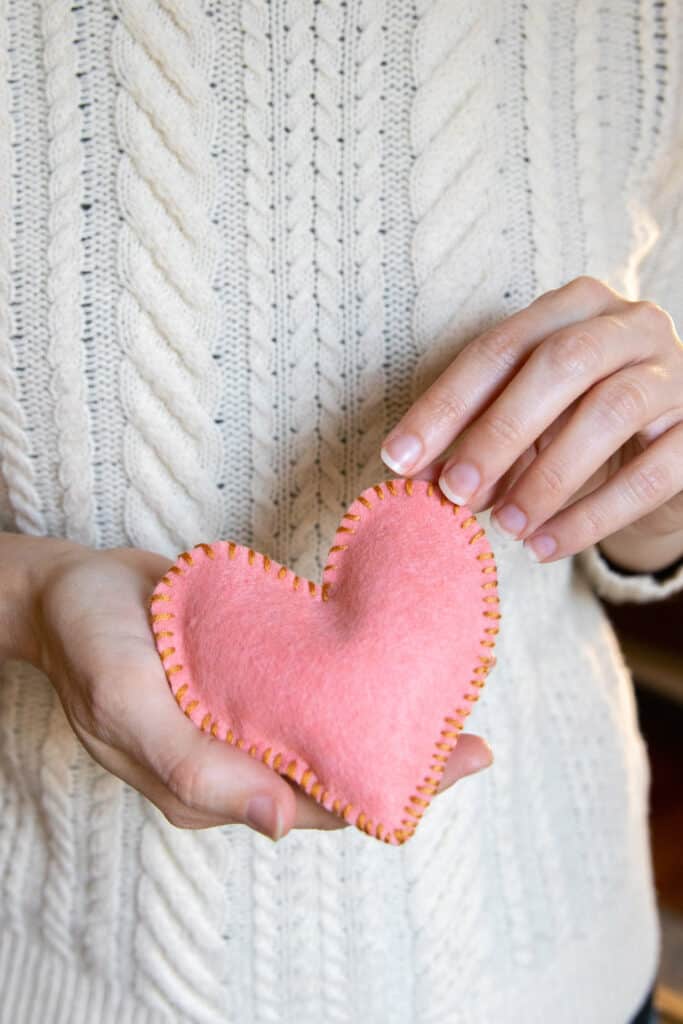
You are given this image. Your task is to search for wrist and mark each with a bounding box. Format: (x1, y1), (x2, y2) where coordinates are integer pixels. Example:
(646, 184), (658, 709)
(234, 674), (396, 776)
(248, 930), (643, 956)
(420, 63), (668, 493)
(0, 533), (85, 668)
(597, 526), (683, 575)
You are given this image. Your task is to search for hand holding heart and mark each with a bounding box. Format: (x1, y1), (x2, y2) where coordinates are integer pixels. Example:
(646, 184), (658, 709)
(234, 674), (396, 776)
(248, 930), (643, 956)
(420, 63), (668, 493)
(15, 275), (683, 845)
(382, 276), (683, 570)
(20, 538), (492, 842)
(183, 271), (680, 843)
(149, 479), (499, 844)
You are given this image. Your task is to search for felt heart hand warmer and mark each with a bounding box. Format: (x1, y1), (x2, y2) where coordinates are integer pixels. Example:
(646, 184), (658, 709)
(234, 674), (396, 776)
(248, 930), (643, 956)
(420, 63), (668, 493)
(149, 478), (500, 845)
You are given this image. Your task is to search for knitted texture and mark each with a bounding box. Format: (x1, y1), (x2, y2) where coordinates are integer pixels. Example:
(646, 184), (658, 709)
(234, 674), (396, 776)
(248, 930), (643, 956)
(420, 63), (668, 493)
(112, 6), (230, 1021)
(41, 0), (95, 545)
(0, 0), (45, 535)
(1, 2), (683, 1022)
(113, 0), (223, 557)
(410, 0), (508, 396)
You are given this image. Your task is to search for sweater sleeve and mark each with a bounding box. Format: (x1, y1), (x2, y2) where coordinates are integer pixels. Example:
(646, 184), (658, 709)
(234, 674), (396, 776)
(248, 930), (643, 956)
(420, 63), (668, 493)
(576, 14), (683, 606)
(575, 546), (683, 605)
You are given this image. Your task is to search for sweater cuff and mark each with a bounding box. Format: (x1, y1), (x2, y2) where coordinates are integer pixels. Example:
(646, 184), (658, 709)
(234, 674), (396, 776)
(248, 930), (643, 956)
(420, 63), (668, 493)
(575, 543), (683, 605)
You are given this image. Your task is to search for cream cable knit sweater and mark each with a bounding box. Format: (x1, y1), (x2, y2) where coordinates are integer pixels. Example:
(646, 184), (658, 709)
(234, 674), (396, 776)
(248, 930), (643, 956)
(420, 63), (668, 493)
(1, 2), (683, 1022)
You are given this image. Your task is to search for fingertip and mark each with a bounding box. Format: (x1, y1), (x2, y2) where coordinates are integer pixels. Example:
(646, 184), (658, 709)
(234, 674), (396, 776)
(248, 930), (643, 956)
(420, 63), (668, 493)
(379, 434), (424, 476)
(472, 736), (494, 771)
(380, 445), (407, 476)
(460, 736), (494, 777)
(440, 734), (494, 790)
(244, 792), (288, 841)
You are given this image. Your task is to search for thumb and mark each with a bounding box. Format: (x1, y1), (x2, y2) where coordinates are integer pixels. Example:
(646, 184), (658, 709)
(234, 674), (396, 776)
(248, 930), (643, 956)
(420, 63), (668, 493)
(124, 653), (298, 840)
(437, 734), (494, 792)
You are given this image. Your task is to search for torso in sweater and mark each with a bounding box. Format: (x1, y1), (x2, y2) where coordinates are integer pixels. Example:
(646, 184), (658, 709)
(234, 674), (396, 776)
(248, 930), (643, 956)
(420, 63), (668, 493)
(0, 2), (681, 1022)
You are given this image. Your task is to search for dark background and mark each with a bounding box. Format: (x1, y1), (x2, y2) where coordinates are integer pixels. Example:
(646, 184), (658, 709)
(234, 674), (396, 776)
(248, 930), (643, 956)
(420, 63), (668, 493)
(605, 592), (683, 1022)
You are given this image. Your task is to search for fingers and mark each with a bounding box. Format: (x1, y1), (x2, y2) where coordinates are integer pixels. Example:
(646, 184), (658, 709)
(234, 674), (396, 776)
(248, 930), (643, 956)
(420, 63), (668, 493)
(381, 277), (625, 476)
(90, 642), (299, 838)
(404, 437), (547, 514)
(282, 779), (351, 831)
(282, 733), (494, 835)
(91, 650), (493, 835)
(489, 362), (680, 540)
(74, 557), (306, 839)
(521, 420), (683, 561)
(437, 734), (494, 791)
(75, 732), (238, 829)
(79, 696), (492, 841)
(74, 548), (496, 841)
(80, 685), (351, 835)
(435, 309), (661, 512)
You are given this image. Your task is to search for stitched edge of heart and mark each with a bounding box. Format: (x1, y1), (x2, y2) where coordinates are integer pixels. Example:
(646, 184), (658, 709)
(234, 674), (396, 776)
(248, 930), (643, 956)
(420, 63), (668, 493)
(148, 477), (500, 846)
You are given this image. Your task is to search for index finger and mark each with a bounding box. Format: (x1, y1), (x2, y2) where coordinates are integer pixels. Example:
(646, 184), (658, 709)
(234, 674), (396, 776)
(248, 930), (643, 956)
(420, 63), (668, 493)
(380, 276), (624, 477)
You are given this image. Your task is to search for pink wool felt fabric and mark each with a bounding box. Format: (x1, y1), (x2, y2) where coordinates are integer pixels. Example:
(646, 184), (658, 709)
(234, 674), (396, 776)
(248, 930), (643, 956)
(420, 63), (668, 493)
(149, 479), (501, 845)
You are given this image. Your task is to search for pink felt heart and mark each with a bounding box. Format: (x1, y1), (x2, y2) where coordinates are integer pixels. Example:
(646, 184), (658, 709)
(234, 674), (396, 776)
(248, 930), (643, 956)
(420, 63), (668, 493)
(149, 478), (500, 845)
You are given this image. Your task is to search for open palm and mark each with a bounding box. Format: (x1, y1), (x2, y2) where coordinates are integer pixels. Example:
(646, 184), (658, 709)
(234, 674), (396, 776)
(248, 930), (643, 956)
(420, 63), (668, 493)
(35, 543), (489, 839)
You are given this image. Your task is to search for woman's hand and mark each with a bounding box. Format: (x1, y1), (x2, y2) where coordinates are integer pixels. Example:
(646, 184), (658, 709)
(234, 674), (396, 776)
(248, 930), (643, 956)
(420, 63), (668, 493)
(1, 534), (492, 840)
(381, 276), (683, 571)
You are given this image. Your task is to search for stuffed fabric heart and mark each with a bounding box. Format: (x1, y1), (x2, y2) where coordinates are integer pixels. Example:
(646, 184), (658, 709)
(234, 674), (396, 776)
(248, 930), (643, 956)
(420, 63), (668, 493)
(149, 478), (500, 845)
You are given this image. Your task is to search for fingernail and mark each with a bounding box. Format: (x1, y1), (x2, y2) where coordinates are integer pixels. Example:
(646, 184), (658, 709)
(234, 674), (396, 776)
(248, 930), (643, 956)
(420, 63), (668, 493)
(380, 434), (423, 475)
(439, 461), (480, 505)
(524, 534), (557, 562)
(245, 794), (284, 841)
(491, 503), (527, 538)
(476, 741), (495, 770)
(465, 740), (495, 777)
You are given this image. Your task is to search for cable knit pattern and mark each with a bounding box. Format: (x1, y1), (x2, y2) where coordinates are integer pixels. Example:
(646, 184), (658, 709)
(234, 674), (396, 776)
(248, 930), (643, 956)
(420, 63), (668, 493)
(285, 0), (323, 569)
(0, 0), (45, 536)
(410, 0), (505, 397)
(112, 5), (229, 1017)
(281, 833), (324, 1019)
(524, 3), (563, 294)
(40, 0), (95, 545)
(0, 665), (51, 953)
(3, 4), (683, 1023)
(641, 152), (683, 299)
(405, 766), (490, 1019)
(0, 669), (23, 936)
(512, 611), (573, 958)
(249, 832), (282, 1023)
(641, 154), (683, 334)
(39, 698), (81, 960)
(242, 0), (278, 555)
(315, 832), (350, 1022)
(310, 0), (345, 570)
(134, 805), (228, 1023)
(82, 765), (124, 979)
(638, 3), (683, 331)
(628, 2), (666, 199)
(406, 11), (511, 1004)
(353, 0), (387, 488)
(574, 0), (609, 280)
(519, 633), (575, 950)
(113, 0), (223, 556)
